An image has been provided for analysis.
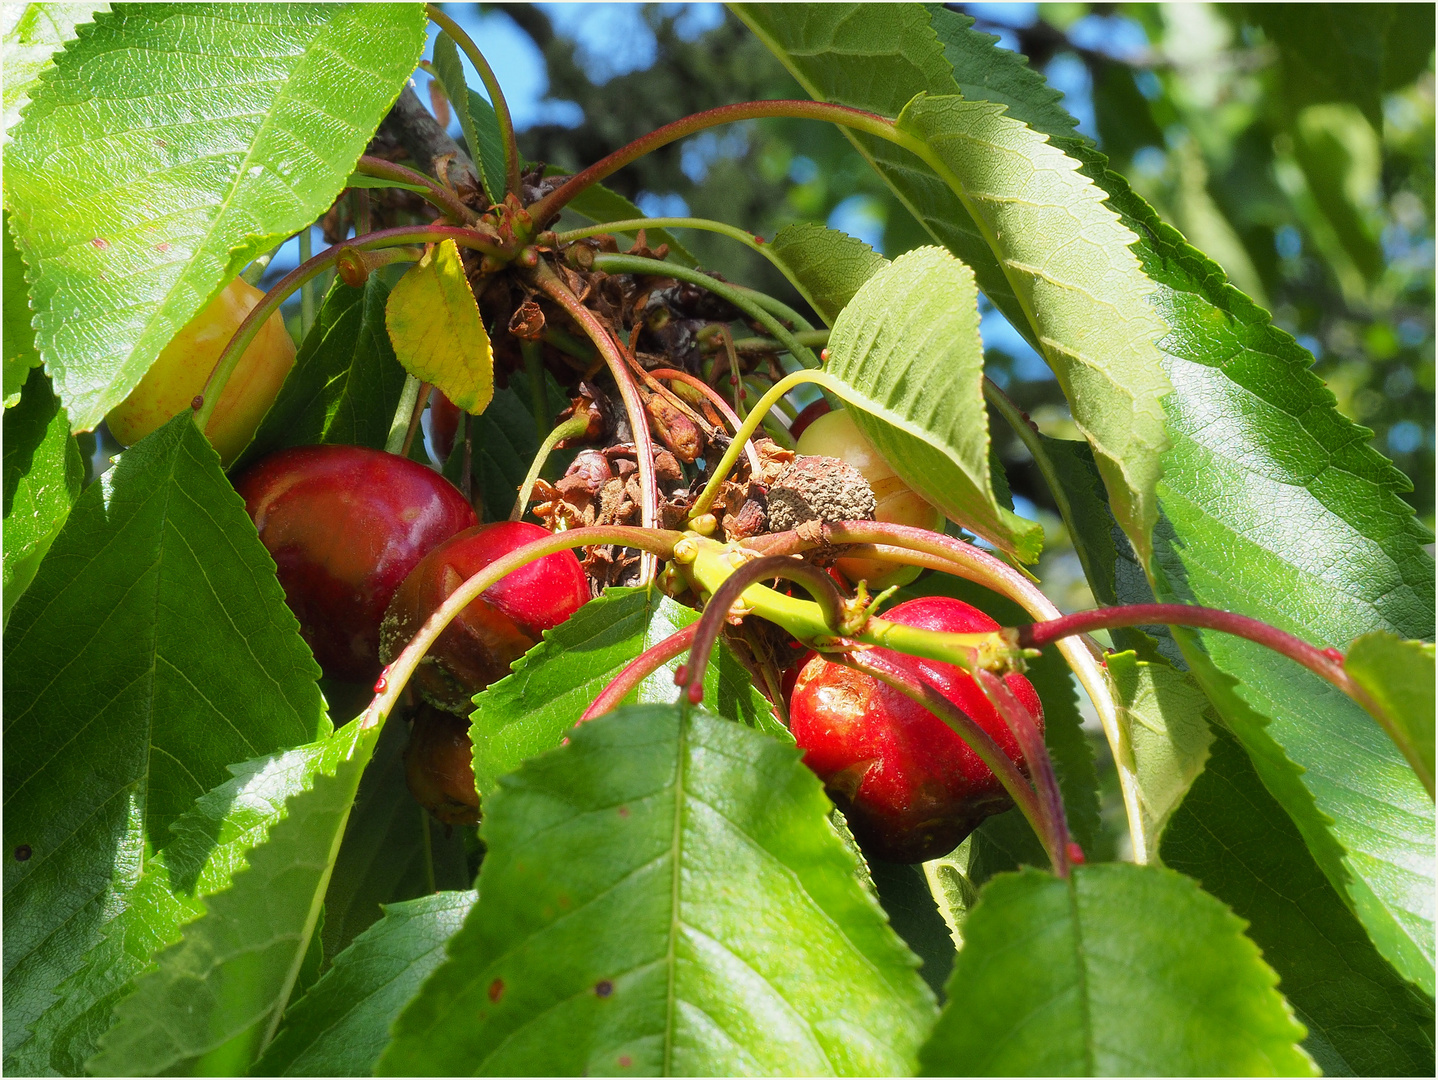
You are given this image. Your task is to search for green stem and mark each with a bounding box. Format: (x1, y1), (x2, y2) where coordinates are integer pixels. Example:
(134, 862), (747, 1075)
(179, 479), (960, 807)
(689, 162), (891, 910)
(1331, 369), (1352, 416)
(298, 229), (315, 339)
(556, 215), (791, 274)
(591, 252), (820, 367)
(195, 225), (506, 431)
(385, 376), (424, 456)
(511, 414), (591, 522)
(358, 526), (682, 733)
(354, 154), (478, 223)
(730, 329), (830, 353)
(426, 4), (521, 199)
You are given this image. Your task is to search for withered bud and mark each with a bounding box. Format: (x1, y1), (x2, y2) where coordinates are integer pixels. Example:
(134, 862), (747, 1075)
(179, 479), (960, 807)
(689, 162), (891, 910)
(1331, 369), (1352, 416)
(646, 396), (703, 463)
(562, 449), (612, 494)
(556, 389), (607, 447)
(508, 298), (546, 340)
(653, 449), (684, 490)
(767, 455), (876, 532)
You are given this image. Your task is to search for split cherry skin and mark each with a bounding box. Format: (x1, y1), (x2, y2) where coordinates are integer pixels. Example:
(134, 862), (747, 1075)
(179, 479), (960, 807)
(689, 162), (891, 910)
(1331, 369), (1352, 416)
(788, 595), (1044, 863)
(380, 521), (591, 714)
(236, 445), (478, 682)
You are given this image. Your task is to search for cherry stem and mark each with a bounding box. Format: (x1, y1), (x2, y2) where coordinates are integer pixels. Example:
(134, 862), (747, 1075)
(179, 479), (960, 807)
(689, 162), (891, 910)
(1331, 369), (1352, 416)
(751, 520), (1150, 863)
(554, 215), (800, 281)
(588, 253), (820, 369)
(530, 99), (893, 226)
(354, 154), (478, 223)
(510, 413), (592, 522)
(195, 224), (506, 432)
(528, 260), (661, 581)
(384, 376), (426, 456)
(647, 367), (762, 475)
(682, 555), (848, 707)
(974, 668), (1071, 876)
(840, 651), (1057, 874)
(729, 330), (831, 353)
(579, 624), (699, 723)
(399, 380), (431, 459)
(425, 4), (520, 199)
(358, 525), (682, 733)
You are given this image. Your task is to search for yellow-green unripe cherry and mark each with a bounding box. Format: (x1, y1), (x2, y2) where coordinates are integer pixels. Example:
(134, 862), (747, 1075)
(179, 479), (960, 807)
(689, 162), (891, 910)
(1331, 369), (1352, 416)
(106, 277), (295, 465)
(795, 408), (944, 589)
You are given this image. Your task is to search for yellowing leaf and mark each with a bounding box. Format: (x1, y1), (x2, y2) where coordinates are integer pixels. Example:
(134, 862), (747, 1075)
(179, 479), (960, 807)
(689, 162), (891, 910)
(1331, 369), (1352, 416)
(385, 239), (493, 415)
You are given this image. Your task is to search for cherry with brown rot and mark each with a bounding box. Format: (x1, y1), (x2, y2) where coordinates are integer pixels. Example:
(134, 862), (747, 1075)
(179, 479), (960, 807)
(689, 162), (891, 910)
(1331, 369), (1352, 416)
(380, 521), (591, 714)
(405, 704), (481, 826)
(236, 445), (478, 682)
(787, 595), (1044, 863)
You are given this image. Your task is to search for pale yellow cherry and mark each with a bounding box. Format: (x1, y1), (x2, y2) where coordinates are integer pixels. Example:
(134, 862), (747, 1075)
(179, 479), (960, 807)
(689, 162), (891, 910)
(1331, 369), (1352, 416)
(106, 277), (295, 465)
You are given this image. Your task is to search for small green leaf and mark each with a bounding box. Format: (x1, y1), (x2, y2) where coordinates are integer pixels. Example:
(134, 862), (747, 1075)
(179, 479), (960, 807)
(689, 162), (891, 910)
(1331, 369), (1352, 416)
(428, 35), (495, 205)
(5, 733), (341, 1076)
(321, 709), (469, 963)
(3, 414), (326, 1059)
(2, 365), (81, 622)
(470, 585), (782, 797)
(769, 222), (886, 326)
(1163, 724), (1437, 1077)
(3, 210), (43, 401)
(1108, 651), (1216, 854)
(1, 2), (109, 142)
(343, 171), (431, 194)
(386, 237), (493, 415)
(89, 719), (380, 1076)
(827, 246), (1043, 560)
(258, 890), (476, 1077)
(236, 276), (407, 471)
(919, 864), (1316, 1076)
(1344, 631), (1436, 796)
(463, 89), (510, 210)
(381, 705), (936, 1076)
(5, 3), (427, 431)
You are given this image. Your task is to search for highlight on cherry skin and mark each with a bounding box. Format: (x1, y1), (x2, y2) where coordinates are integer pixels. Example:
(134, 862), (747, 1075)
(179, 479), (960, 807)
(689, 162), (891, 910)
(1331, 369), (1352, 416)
(787, 595), (1044, 863)
(379, 520), (592, 715)
(794, 408), (945, 589)
(105, 277), (296, 466)
(236, 444), (478, 683)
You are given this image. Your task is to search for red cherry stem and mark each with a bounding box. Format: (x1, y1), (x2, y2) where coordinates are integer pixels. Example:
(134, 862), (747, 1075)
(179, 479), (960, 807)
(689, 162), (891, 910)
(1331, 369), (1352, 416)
(646, 367), (762, 475)
(973, 668), (1071, 876)
(841, 652), (1058, 874)
(195, 224), (508, 432)
(529, 260), (661, 580)
(578, 624), (699, 724)
(353, 155), (478, 223)
(681, 555), (848, 709)
(357, 525), (681, 733)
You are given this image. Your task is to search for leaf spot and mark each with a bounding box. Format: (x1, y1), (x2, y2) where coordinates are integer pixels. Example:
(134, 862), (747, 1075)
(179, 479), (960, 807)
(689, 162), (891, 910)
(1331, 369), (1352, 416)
(617, 805), (630, 818)
(595, 979), (614, 997)
(619, 1054), (633, 1068)
(13, 844), (32, 861)
(487, 977), (504, 1002)
(90, 237), (108, 250)
(155, 242), (171, 253)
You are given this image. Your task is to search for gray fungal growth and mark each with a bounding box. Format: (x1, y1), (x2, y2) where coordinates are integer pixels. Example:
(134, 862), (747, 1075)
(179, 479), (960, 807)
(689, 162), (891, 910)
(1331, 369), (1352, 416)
(766, 455), (876, 531)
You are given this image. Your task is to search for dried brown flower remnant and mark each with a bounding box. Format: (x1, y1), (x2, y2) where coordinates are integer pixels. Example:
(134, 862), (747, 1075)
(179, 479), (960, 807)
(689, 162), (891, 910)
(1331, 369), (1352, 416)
(767, 455), (876, 532)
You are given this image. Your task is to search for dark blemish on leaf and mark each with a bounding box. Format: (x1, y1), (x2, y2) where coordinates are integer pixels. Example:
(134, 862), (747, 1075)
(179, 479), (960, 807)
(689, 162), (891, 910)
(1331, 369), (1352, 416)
(618, 1055), (633, 1068)
(91, 237), (108, 250)
(155, 242), (171, 253)
(595, 980), (613, 997)
(14, 844), (32, 861)
(617, 805), (629, 818)
(557, 893), (572, 909)
(487, 978), (504, 1002)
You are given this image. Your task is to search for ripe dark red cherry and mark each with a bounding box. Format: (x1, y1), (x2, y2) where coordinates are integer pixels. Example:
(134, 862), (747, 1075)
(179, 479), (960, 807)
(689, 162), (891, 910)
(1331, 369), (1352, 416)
(380, 521), (591, 714)
(787, 595), (1044, 863)
(236, 445), (478, 682)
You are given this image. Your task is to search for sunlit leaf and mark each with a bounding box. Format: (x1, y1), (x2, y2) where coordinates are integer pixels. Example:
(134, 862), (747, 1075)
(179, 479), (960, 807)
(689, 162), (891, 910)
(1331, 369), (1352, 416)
(769, 222), (885, 325)
(0, 2), (108, 143)
(3, 210), (43, 401)
(382, 704), (935, 1076)
(4, 3), (427, 430)
(386, 237), (493, 415)
(1344, 631), (1436, 796)
(919, 864), (1316, 1076)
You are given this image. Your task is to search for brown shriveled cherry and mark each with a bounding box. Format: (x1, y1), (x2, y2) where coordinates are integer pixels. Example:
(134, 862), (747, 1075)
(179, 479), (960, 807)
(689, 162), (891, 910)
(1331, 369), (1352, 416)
(379, 521), (591, 714)
(236, 445), (477, 682)
(788, 595), (1043, 863)
(404, 705), (480, 826)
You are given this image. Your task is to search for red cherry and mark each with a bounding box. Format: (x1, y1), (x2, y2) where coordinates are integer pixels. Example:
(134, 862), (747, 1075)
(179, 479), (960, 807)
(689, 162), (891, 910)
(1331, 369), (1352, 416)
(380, 521), (590, 713)
(787, 595), (1044, 863)
(236, 445), (478, 682)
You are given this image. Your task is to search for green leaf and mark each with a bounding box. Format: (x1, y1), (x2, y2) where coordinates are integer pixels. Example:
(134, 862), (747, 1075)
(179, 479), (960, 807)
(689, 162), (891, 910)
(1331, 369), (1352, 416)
(3, 210), (43, 401)
(470, 585), (782, 798)
(768, 222), (886, 326)
(90, 719), (380, 1076)
(385, 238), (494, 414)
(463, 89), (510, 210)
(381, 704), (936, 1076)
(1344, 632), (1436, 797)
(4, 733), (343, 1077)
(343, 171), (430, 195)
(470, 386), (542, 522)
(0, 2), (108, 143)
(564, 181), (699, 268)
(321, 708), (470, 964)
(827, 246), (1043, 560)
(4, 3), (427, 431)
(236, 277), (407, 472)
(3, 413), (326, 1060)
(1108, 651), (1215, 855)
(919, 864), (1316, 1076)
(427, 35), (496, 205)
(2, 365), (81, 622)
(1163, 723), (1436, 1076)
(258, 890), (476, 1077)
(1289, 103), (1385, 296)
